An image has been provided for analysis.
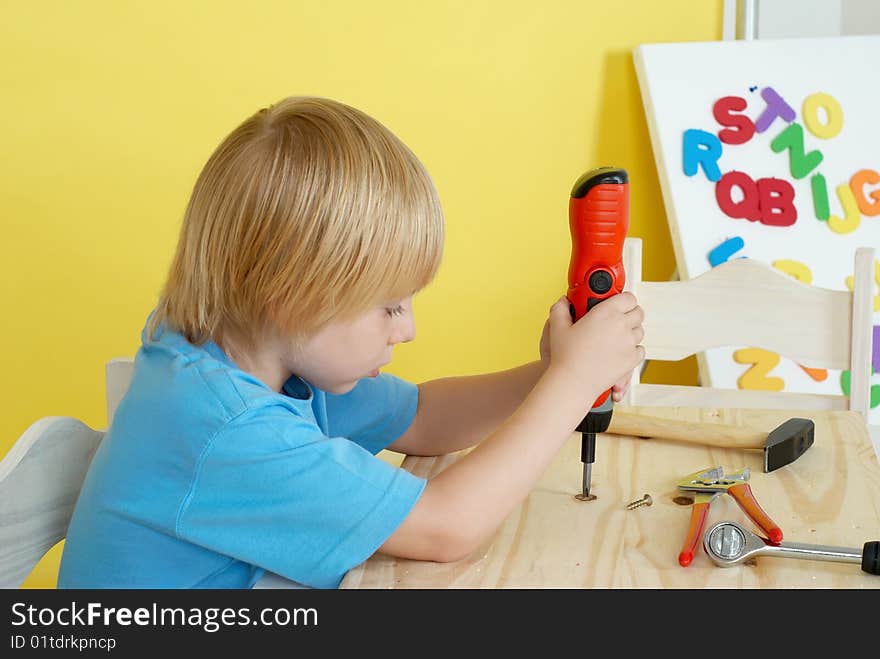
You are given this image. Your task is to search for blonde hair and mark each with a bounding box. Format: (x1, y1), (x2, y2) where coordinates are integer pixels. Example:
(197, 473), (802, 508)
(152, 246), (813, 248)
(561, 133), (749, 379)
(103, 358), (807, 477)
(149, 96), (444, 348)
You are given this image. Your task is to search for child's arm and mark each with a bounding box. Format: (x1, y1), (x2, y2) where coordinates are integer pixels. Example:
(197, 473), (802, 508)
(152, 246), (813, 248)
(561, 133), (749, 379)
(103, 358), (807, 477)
(379, 293), (645, 563)
(388, 325), (632, 458)
(386, 360), (547, 457)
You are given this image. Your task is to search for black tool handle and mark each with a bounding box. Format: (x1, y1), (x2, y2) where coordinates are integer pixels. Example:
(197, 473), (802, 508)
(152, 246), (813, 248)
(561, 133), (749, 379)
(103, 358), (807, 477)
(863, 541), (880, 575)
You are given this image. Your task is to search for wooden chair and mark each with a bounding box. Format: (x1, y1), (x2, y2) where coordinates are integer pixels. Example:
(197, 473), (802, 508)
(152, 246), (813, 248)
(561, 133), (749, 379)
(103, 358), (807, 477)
(621, 237), (876, 422)
(0, 417), (104, 587)
(1, 358), (303, 588)
(0, 358), (133, 587)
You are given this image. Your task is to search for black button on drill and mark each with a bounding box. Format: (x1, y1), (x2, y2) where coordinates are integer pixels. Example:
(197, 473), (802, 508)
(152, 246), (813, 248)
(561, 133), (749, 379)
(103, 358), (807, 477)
(589, 270), (613, 294)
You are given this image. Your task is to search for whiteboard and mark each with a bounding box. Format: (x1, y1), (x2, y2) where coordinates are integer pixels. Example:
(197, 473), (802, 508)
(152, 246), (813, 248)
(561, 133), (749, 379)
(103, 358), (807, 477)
(634, 35), (879, 426)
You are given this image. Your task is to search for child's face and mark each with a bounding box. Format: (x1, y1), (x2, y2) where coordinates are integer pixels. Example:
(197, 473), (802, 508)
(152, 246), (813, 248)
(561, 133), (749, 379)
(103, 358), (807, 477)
(284, 296), (415, 394)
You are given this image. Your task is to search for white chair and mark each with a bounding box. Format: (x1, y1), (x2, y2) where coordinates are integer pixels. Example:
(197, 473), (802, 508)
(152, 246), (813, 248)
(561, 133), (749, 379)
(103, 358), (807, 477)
(621, 237), (878, 456)
(0, 418), (104, 587)
(0, 358), (131, 587)
(1, 358), (302, 588)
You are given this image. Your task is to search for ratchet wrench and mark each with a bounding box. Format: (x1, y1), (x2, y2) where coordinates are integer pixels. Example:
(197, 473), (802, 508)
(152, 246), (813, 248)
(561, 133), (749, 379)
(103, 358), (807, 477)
(703, 520), (880, 575)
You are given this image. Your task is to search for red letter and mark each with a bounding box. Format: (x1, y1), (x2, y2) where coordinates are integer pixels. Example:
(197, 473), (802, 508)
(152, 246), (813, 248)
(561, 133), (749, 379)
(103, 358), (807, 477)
(716, 171), (761, 221)
(757, 178), (797, 226)
(713, 96), (755, 145)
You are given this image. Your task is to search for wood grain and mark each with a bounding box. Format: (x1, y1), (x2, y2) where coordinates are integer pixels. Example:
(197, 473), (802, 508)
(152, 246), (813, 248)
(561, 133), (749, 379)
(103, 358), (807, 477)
(635, 252), (855, 367)
(609, 408), (771, 448)
(341, 407), (880, 588)
(621, 238), (875, 420)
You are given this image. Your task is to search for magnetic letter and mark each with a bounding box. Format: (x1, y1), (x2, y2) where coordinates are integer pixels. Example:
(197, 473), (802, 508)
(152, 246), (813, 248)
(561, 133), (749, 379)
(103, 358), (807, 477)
(757, 177), (797, 226)
(772, 259), (812, 284)
(802, 92), (844, 139)
(713, 96), (755, 145)
(770, 123), (823, 179)
(875, 326), (880, 373)
(708, 236), (745, 267)
(734, 348), (785, 391)
(754, 87), (796, 134)
(828, 183), (862, 234)
(715, 171), (760, 221)
(850, 169), (880, 216)
(800, 365), (829, 382)
(811, 173), (830, 221)
(683, 129), (722, 181)
(845, 259), (880, 313)
(841, 368), (880, 409)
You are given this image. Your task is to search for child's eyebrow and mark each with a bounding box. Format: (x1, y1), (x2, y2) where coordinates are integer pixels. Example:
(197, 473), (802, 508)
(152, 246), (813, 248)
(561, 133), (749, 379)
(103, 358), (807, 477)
(383, 296), (410, 305)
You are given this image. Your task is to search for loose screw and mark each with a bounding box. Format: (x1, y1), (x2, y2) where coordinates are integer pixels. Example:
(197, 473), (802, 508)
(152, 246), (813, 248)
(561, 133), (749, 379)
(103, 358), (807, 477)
(626, 493), (652, 510)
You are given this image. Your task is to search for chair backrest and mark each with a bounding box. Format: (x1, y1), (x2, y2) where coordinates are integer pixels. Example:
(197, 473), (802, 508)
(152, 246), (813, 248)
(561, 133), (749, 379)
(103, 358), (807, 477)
(0, 359), (135, 587)
(106, 357), (135, 424)
(0, 417), (104, 587)
(622, 237), (875, 418)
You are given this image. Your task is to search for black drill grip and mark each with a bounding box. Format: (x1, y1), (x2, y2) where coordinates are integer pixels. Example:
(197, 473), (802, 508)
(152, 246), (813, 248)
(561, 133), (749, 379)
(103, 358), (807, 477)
(580, 432), (595, 463)
(863, 541), (880, 575)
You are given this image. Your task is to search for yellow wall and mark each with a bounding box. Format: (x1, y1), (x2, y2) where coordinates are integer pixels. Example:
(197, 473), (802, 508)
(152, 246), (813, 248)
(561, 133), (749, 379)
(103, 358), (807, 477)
(2, 1), (718, 587)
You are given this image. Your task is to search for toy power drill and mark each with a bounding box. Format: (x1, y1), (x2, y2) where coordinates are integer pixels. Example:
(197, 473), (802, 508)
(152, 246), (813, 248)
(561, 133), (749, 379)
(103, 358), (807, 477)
(566, 167), (629, 501)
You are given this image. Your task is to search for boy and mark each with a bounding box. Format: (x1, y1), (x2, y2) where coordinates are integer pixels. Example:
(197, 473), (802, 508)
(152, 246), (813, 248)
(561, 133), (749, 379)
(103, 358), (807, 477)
(58, 96), (644, 589)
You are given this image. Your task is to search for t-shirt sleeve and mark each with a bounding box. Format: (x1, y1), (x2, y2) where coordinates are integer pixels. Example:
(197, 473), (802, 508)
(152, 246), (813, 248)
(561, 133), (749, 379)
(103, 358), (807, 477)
(323, 372), (419, 454)
(176, 409), (426, 589)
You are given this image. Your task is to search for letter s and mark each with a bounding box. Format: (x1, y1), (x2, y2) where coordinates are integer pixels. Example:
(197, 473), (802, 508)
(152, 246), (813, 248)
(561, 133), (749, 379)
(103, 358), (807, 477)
(713, 96), (756, 145)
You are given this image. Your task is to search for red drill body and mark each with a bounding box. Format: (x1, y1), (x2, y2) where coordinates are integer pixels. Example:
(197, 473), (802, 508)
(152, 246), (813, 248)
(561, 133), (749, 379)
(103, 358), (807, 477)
(566, 167), (629, 499)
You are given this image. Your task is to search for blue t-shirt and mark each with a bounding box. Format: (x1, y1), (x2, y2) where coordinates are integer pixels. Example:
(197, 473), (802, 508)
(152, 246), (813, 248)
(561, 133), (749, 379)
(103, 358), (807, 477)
(58, 317), (425, 589)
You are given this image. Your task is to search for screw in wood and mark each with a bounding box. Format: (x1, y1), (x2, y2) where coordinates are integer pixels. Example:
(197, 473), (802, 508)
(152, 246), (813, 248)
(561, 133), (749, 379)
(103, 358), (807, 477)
(625, 493), (652, 510)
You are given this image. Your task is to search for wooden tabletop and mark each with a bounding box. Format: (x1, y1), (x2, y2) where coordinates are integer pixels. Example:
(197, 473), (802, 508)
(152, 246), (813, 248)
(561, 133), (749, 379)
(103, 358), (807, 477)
(341, 406), (880, 588)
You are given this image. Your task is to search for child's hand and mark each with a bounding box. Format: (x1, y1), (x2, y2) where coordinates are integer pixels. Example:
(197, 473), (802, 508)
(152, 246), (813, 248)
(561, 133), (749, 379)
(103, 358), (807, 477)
(545, 293), (645, 400)
(539, 317), (551, 370)
(610, 374), (631, 403)
(542, 317), (636, 398)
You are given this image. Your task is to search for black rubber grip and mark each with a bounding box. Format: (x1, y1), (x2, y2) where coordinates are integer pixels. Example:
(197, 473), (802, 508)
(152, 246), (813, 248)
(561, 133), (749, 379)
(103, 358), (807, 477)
(580, 432), (596, 464)
(862, 541), (880, 575)
(577, 408), (613, 434)
(570, 167), (628, 199)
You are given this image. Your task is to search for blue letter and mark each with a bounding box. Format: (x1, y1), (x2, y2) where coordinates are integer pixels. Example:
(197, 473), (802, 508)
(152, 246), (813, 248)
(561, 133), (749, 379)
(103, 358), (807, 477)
(683, 129), (722, 182)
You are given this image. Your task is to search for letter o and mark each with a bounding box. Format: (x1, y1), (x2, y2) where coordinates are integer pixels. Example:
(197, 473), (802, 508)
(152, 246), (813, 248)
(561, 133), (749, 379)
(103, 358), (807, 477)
(802, 92), (843, 139)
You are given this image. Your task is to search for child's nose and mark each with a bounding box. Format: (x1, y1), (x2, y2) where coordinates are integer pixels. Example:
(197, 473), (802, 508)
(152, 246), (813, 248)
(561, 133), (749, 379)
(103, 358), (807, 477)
(391, 315), (416, 344)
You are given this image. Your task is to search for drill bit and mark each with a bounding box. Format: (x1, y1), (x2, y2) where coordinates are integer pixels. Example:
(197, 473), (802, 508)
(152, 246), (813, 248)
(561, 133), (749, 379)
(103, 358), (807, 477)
(576, 431), (596, 501)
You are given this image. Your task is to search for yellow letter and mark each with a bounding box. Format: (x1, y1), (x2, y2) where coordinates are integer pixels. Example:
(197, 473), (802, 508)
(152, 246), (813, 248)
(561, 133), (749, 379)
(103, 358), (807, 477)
(845, 258), (880, 312)
(734, 348), (785, 391)
(772, 259), (812, 284)
(828, 183), (861, 234)
(803, 92), (844, 139)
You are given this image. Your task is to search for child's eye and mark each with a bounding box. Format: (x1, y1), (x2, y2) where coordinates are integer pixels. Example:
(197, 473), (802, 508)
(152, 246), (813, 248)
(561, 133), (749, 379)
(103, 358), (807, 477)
(385, 304), (405, 318)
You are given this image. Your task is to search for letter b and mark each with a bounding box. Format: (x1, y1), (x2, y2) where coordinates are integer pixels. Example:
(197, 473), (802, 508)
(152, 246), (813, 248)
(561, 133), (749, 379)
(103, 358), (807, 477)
(757, 177), (797, 226)
(715, 171), (797, 226)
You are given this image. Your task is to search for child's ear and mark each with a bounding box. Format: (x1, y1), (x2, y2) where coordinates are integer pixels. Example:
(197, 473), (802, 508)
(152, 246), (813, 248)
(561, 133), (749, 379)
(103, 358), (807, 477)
(265, 299), (283, 326)
(261, 301), (294, 343)
(265, 296), (300, 331)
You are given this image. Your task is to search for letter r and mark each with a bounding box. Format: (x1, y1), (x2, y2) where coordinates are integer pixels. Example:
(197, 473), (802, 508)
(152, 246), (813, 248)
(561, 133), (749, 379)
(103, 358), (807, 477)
(683, 129), (722, 182)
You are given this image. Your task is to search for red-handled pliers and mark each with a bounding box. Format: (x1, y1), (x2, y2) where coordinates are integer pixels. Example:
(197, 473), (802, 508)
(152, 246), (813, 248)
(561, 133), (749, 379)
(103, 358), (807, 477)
(676, 466), (783, 567)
